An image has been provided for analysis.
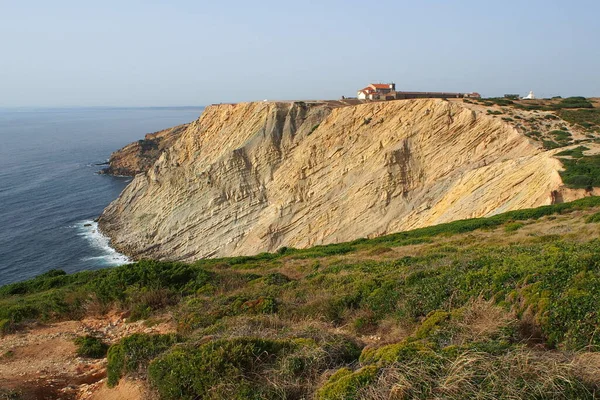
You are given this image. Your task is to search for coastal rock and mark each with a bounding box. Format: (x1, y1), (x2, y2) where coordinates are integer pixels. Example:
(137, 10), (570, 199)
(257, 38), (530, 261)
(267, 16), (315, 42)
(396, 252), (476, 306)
(99, 99), (566, 261)
(99, 123), (190, 176)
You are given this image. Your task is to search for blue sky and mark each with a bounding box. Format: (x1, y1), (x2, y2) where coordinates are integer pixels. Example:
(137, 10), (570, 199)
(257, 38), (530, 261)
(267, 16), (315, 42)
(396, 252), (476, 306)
(1, 0), (598, 106)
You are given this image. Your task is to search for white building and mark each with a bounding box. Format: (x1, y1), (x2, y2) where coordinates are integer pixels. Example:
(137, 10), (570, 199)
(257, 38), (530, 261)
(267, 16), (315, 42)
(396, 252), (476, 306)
(357, 83), (396, 100)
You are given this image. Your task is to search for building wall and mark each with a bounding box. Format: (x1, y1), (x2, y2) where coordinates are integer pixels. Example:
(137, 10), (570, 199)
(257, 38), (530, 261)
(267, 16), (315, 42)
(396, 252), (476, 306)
(394, 92), (465, 100)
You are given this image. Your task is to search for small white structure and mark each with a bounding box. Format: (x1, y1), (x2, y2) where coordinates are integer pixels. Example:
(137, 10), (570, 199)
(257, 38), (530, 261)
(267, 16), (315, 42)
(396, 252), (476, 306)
(523, 90), (536, 100)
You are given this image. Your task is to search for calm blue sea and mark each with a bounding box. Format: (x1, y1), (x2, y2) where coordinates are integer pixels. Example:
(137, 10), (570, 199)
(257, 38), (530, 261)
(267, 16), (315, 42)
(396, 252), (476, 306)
(0, 107), (204, 286)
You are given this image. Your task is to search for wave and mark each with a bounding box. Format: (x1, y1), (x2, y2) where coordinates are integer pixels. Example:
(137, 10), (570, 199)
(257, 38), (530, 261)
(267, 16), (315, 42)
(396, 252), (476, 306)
(75, 220), (132, 266)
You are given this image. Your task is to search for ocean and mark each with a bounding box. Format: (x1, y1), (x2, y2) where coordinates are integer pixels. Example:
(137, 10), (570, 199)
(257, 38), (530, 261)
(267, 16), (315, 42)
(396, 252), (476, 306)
(0, 107), (204, 286)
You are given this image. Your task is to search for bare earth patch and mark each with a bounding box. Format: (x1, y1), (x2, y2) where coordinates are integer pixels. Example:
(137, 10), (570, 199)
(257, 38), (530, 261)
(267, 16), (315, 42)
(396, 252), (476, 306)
(0, 312), (174, 400)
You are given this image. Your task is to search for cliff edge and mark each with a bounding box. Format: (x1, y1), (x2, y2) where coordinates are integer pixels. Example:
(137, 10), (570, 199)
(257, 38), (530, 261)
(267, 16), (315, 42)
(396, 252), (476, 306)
(100, 123), (189, 176)
(99, 99), (566, 261)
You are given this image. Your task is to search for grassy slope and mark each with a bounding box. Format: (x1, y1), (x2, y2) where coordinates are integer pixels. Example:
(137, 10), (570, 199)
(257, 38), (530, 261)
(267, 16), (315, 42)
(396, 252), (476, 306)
(466, 96), (600, 152)
(3, 197), (600, 398)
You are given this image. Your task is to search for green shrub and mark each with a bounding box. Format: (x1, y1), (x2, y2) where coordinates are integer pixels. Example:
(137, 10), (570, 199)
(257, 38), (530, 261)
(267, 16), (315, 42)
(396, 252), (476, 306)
(549, 130), (572, 145)
(558, 108), (600, 131)
(556, 97), (593, 109)
(360, 340), (435, 365)
(0, 269), (69, 297)
(504, 222), (525, 232)
(74, 335), (108, 358)
(263, 272), (291, 285)
(559, 155), (600, 189)
(291, 243), (356, 259)
(107, 333), (181, 387)
(90, 260), (211, 304)
(585, 211), (600, 223)
(0, 319), (14, 335)
(482, 98), (514, 107)
(0, 261), (213, 329)
(148, 337), (295, 400)
(555, 146), (589, 158)
(525, 130), (541, 138)
(414, 310), (451, 339)
(316, 366), (379, 400)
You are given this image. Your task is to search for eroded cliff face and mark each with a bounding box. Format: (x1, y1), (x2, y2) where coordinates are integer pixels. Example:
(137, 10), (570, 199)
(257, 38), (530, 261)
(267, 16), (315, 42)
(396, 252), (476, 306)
(99, 99), (565, 261)
(100, 123), (189, 176)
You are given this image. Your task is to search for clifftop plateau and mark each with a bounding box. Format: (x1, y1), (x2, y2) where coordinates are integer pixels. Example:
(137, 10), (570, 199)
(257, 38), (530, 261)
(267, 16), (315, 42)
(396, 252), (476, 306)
(99, 98), (589, 261)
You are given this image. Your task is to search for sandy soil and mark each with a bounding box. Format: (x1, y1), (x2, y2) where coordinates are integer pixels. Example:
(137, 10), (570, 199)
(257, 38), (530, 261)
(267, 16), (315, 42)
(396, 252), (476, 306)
(0, 312), (174, 400)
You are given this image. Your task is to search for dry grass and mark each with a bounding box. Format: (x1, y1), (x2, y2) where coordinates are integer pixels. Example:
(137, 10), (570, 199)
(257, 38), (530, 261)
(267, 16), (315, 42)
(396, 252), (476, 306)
(358, 350), (597, 400)
(452, 298), (517, 345)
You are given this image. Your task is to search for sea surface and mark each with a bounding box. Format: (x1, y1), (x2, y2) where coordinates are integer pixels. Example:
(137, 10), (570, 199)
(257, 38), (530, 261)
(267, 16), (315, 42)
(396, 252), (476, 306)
(0, 107), (204, 286)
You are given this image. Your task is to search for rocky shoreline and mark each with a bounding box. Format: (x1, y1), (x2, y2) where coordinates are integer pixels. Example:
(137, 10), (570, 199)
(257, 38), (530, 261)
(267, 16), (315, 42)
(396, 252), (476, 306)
(98, 123), (189, 177)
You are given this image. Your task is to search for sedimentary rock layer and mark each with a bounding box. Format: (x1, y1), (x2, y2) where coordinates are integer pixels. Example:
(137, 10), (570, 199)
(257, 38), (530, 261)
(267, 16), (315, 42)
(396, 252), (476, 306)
(100, 123), (189, 176)
(99, 99), (564, 261)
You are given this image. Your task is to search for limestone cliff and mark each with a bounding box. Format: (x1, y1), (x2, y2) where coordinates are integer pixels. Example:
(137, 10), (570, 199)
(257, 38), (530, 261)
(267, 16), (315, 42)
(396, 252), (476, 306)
(99, 99), (567, 261)
(100, 123), (189, 176)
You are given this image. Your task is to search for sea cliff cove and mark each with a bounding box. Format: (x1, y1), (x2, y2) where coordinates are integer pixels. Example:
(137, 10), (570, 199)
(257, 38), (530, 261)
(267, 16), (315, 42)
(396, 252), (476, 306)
(2, 2), (600, 399)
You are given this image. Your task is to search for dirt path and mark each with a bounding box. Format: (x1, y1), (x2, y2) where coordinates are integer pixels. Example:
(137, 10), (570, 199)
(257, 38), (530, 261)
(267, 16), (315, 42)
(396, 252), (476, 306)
(0, 312), (174, 399)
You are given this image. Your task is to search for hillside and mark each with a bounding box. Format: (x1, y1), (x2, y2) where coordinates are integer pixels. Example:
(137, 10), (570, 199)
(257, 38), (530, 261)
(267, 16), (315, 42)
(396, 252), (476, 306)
(98, 98), (594, 262)
(2, 197), (600, 399)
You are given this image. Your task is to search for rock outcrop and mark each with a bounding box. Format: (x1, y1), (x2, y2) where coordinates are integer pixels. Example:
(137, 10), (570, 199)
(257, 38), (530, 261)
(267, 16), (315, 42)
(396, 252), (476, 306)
(99, 99), (566, 261)
(100, 123), (189, 176)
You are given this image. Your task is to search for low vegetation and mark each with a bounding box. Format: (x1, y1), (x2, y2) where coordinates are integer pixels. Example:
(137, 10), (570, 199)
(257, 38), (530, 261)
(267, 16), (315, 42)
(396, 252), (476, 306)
(74, 335), (109, 359)
(476, 96), (594, 112)
(555, 145), (589, 158)
(556, 150), (600, 190)
(4, 197), (600, 398)
(473, 96), (599, 150)
(107, 333), (181, 386)
(558, 108), (600, 132)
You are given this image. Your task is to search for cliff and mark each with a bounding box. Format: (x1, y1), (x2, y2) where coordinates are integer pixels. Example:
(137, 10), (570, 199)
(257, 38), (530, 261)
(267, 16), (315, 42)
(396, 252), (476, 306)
(100, 123), (189, 176)
(99, 99), (567, 261)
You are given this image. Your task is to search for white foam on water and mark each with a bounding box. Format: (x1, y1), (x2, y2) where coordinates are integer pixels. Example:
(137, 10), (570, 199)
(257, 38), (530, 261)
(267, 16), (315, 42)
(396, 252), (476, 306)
(76, 220), (132, 266)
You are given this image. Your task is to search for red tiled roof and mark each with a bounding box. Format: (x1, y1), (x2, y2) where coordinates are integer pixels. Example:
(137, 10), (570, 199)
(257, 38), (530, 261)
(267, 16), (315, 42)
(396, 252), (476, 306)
(370, 83), (392, 89)
(358, 87), (376, 94)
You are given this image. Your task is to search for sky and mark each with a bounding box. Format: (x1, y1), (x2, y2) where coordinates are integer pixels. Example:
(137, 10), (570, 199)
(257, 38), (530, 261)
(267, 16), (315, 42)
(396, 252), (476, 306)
(0, 0), (599, 107)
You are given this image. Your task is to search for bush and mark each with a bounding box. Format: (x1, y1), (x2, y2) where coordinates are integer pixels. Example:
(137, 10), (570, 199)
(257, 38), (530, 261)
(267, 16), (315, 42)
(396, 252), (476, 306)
(0, 319), (14, 335)
(559, 155), (600, 189)
(316, 366), (379, 400)
(107, 333), (181, 387)
(556, 97), (593, 109)
(585, 211), (600, 223)
(0, 261), (213, 330)
(74, 335), (108, 358)
(291, 243), (356, 259)
(148, 338), (295, 400)
(0, 269), (69, 297)
(558, 108), (600, 131)
(555, 146), (588, 158)
(504, 222), (525, 232)
(263, 272), (291, 286)
(549, 130), (572, 146)
(360, 340), (435, 365)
